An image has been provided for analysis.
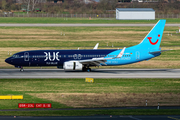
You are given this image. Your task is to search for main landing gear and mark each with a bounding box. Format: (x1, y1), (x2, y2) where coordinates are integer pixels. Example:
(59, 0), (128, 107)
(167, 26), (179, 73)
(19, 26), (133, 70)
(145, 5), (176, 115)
(82, 67), (91, 72)
(87, 68), (91, 72)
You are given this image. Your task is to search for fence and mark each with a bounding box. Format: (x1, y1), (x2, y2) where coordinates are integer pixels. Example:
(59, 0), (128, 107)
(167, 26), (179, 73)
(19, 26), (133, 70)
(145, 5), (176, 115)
(0, 13), (116, 18)
(0, 13), (180, 18)
(155, 14), (180, 18)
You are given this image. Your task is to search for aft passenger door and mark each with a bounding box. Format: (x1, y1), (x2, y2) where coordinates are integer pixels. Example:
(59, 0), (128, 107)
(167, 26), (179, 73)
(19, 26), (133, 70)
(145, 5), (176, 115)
(136, 51), (140, 60)
(24, 52), (29, 61)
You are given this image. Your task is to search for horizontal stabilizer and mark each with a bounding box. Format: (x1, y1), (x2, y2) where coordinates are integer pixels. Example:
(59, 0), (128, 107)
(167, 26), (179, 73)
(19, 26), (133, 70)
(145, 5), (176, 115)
(149, 49), (172, 54)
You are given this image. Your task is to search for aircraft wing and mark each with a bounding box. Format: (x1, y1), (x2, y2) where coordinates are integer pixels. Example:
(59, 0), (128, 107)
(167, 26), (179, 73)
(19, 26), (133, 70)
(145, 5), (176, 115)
(77, 43), (99, 50)
(93, 43), (99, 50)
(79, 57), (108, 66)
(79, 47), (126, 66)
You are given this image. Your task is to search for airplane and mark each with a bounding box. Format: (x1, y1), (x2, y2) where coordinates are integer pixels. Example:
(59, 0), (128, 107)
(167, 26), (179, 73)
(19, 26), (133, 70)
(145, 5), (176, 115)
(5, 20), (168, 72)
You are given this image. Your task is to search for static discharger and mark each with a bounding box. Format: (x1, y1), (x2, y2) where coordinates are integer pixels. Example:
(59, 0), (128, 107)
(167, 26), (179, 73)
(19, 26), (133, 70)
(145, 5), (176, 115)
(0, 95), (23, 100)
(85, 78), (94, 83)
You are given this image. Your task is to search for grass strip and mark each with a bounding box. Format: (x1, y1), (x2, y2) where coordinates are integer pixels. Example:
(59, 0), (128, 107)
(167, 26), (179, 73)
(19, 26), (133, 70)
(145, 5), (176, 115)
(0, 18), (179, 24)
(0, 78), (179, 109)
(0, 109), (179, 116)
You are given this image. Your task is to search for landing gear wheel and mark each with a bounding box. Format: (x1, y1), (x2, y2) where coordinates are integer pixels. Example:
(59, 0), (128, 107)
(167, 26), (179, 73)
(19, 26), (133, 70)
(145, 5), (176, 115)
(86, 68), (91, 72)
(20, 68), (24, 72)
(82, 67), (87, 72)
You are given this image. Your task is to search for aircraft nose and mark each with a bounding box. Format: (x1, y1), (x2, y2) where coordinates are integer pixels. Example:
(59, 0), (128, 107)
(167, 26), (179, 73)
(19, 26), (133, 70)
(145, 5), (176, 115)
(5, 58), (12, 64)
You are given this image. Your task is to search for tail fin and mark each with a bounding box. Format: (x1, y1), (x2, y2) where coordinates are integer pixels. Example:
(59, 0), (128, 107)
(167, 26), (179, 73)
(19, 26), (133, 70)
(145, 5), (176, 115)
(132, 20), (166, 50)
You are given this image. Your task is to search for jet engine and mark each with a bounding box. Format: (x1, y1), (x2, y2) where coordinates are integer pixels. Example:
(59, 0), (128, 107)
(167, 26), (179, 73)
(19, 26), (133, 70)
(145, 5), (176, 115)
(63, 61), (83, 70)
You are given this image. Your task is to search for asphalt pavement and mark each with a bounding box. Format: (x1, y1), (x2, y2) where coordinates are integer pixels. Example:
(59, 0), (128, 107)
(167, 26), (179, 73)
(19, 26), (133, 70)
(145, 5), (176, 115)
(0, 115), (180, 120)
(0, 69), (180, 78)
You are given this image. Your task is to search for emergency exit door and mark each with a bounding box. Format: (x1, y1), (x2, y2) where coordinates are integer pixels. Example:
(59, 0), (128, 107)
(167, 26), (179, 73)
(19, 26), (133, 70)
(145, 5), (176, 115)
(136, 51), (140, 60)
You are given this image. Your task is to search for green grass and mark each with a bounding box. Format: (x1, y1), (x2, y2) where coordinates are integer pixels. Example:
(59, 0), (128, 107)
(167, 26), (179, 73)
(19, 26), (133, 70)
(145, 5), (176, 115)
(153, 49), (180, 61)
(0, 41), (138, 47)
(0, 78), (179, 116)
(0, 78), (179, 94)
(0, 18), (179, 24)
(0, 26), (179, 47)
(0, 78), (179, 109)
(0, 109), (180, 116)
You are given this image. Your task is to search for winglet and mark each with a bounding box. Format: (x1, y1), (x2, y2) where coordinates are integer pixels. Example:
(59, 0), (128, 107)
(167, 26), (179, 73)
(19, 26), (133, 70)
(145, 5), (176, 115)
(116, 47), (126, 58)
(93, 43), (99, 50)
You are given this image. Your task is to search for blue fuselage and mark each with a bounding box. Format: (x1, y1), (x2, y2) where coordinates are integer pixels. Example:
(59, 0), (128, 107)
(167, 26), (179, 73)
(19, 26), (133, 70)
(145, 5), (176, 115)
(5, 49), (160, 68)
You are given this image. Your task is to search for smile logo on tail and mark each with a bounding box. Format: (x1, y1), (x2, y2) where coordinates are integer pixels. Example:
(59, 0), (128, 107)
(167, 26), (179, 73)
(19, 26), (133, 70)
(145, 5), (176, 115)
(147, 34), (160, 45)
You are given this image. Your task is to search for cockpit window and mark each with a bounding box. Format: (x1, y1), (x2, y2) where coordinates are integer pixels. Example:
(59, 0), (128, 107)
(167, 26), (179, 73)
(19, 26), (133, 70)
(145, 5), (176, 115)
(12, 54), (19, 58)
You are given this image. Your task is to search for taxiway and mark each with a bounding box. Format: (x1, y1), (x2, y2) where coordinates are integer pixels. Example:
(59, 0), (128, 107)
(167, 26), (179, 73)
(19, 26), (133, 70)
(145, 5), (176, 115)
(0, 69), (180, 78)
(0, 115), (180, 120)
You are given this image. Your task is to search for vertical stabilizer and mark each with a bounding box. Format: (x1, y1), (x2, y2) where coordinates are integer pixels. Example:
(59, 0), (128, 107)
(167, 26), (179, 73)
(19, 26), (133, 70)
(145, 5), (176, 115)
(132, 20), (166, 50)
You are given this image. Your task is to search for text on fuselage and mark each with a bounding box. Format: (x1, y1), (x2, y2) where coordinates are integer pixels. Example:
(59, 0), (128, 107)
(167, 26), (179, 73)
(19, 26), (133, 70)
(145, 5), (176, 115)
(44, 52), (60, 61)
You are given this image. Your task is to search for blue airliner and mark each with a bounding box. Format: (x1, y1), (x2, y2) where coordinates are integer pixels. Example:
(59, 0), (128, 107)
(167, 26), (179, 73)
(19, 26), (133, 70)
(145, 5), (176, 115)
(5, 20), (168, 72)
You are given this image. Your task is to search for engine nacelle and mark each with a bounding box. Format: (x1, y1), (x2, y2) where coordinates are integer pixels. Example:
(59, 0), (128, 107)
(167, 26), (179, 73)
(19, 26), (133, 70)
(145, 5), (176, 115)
(63, 61), (83, 70)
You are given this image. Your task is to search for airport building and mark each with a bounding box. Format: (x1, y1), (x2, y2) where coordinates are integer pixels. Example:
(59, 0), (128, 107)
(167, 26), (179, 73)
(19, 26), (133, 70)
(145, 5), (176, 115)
(116, 8), (155, 20)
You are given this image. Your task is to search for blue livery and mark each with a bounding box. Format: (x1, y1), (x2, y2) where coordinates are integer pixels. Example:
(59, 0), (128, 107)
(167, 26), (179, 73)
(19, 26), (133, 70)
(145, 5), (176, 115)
(5, 20), (167, 72)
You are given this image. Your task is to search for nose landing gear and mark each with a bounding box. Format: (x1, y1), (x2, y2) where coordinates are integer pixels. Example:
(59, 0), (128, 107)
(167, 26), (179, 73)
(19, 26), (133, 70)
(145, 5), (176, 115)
(20, 67), (24, 72)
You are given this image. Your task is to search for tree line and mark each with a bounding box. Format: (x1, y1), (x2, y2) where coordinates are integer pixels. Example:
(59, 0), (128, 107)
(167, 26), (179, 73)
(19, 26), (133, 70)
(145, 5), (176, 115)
(0, 0), (179, 14)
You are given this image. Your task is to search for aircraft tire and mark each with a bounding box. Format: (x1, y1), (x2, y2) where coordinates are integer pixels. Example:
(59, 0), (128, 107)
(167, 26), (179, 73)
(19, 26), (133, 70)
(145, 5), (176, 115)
(82, 67), (87, 72)
(87, 68), (91, 72)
